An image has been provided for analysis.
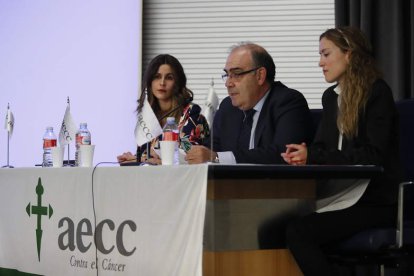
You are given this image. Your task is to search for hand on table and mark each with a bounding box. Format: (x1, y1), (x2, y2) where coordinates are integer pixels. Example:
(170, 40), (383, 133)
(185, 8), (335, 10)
(281, 143), (308, 165)
(185, 145), (217, 164)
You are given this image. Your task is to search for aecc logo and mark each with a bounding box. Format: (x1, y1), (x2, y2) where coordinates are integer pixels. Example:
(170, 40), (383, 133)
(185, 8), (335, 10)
(58, 217), (137, 256)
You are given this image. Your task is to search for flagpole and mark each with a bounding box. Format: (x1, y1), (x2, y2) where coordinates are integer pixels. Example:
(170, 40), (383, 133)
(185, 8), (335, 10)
(1, 133), (13, 168)
(6, 132), (10, 166)
(2, 104), (14, 168)
(66, 97), (72, 166)
(67, 145), (70, 165)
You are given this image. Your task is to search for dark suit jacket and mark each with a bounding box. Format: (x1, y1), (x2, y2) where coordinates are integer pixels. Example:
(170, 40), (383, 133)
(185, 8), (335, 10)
(212, 81), (312, 164)
(308, 79), (403, 204)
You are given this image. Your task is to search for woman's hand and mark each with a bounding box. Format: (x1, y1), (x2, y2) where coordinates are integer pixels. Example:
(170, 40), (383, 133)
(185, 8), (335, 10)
(147, 147), (162, 165)
(140, 147), (162, 165)
(281, 143), (308, 165)
(117, 152), (136, 163)
(144, 157), (162, 165)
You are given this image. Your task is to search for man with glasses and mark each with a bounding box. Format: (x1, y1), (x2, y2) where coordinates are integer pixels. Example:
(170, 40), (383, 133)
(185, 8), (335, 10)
(186, 42), (311, 164)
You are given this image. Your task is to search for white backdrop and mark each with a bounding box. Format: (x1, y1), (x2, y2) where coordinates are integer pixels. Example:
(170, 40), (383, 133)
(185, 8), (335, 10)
(0, 0), (142, 167)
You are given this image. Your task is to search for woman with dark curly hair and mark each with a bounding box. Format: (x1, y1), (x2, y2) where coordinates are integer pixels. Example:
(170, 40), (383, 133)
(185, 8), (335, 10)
(118, 54), (209, 165)
(282, 27), (402, 275)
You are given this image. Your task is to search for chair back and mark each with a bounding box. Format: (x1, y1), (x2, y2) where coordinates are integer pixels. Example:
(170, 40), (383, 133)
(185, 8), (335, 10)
(310, 109), (322, 142)
(401, 182), (414, 246)
(396, 100), (414, 249)
(326, 99), (414, 253)
(396, 99), (414, 181)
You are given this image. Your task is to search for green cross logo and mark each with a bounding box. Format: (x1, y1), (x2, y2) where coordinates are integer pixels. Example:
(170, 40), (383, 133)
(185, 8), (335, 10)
(26, 177), (53, 261)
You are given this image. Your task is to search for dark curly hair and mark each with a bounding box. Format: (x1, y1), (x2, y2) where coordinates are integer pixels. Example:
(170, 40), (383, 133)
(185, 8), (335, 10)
(137, 54), (193, 122)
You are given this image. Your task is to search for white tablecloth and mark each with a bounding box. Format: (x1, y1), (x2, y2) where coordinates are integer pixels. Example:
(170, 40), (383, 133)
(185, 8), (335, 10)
(0, 164), (208, 276)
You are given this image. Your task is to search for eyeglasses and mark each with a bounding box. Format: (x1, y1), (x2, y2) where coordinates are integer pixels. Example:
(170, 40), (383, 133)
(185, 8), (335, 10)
(221, 67), (260, 82)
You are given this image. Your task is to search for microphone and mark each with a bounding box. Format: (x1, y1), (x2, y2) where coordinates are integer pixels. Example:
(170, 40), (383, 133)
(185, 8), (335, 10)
(188, 103), (201, 116)
(186, 104), (201, 129)
(157, 96), (193, 121)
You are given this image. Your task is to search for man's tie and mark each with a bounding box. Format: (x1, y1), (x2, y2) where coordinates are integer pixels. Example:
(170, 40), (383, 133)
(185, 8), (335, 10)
(238, 109), (256, 150)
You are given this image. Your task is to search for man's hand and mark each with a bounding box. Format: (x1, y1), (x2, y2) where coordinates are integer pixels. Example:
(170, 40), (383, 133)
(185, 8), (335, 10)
(185, 145), (217, 164)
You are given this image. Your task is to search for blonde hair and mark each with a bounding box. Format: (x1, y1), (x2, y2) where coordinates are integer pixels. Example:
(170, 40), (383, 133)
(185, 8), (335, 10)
(320, 27), (381, 138)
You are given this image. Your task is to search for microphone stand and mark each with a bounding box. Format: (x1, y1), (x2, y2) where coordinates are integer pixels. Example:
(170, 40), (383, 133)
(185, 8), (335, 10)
(136, 146), (141, 163)
(157, 97), (192, 122)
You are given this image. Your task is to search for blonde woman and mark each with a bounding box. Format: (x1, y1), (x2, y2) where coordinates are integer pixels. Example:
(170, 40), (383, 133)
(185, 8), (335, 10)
(282, 27), (402, 276)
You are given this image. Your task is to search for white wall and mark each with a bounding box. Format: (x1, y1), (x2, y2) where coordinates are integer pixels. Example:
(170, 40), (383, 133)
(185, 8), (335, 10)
(0, 0), (142, 167)
(143, 0), (334, 109)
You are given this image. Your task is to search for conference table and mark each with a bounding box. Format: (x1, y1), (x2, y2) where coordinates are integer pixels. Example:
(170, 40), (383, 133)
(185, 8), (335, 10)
(0, 164), (381, 276)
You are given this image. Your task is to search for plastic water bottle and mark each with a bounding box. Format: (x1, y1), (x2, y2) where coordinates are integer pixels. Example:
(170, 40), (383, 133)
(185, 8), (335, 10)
(75, 123), (91, 166)
(42, 126), (57, 167)
(162, 117), (179, 165)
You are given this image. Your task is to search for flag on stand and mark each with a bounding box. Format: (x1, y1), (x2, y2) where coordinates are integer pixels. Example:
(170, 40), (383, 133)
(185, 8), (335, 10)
(4, 104), (15, 137)
(135, 91), (162, 146)
(59, 100), (77, 146)
(202, 79), (219, 127)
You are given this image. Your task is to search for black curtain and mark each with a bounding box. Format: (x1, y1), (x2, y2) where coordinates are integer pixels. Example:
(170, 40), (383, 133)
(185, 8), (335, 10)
(335, 0), (414, 100)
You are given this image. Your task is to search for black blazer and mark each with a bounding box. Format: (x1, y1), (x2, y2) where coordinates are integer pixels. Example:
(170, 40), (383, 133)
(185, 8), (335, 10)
(212, 81), (312, 164)
(308, 79), (403, 204)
